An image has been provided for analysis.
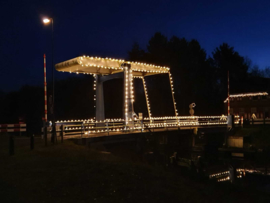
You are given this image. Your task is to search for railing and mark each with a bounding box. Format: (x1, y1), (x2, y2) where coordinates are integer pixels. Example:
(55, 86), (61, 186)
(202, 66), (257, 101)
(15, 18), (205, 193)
(232, 116), (270, 126)
(0, 123), (27, 156)
(144, 116), (228, 128)
(0, 124), (27, 133)
(54, 116), (229, 138)
(246, 118), (270, 125)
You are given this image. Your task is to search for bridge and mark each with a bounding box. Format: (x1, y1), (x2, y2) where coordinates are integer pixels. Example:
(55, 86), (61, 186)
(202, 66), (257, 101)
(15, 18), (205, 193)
(54, 115), (232, 139)
(52, 56), (234, 139)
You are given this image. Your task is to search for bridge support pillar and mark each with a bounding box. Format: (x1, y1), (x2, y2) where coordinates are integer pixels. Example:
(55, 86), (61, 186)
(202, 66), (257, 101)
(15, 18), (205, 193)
(95, 73), (124, 125)
(94, 66), (134, 129)
(95, 75), (105, 122)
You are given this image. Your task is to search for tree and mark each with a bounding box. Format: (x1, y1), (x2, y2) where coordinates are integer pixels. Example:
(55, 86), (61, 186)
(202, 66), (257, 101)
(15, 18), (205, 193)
(249, 65), (263, 77)
(264, 67), (270, 78)
(146, 32), (169, 65)
(211, 43), (249, 97)
(128, 42), (145, 62)
(128, 33), (217, 115)
(250, 66), (270, 78)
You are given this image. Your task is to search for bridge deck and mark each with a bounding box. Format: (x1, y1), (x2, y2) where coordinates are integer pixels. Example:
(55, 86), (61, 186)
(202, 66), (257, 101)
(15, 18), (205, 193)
(48, 116), (236, 140)
(57, 125), (227, 140)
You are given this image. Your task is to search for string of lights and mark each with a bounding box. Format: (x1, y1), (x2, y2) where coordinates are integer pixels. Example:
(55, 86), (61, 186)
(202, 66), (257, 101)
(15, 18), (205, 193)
(224, 92), (268, 103)
(54, 56), (238, 134)
(168, 72), (179, 120)
(57, 119), (228, 136)
(130, 69), (134, 103)
(93, 74), (96, 114)
(125, 67), (129, 125)
(55, 115), (230, 123)
(55, 56), (170, 75)
(142, 77), (152, 121)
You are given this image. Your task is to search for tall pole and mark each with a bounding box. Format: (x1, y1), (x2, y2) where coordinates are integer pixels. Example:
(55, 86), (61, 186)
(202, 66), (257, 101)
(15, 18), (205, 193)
(42, 17), (55, 143)
(50, 18), (55, 143)
(51, 18), (54, 123)
(44, 54), (47, 122)
(228, 70), (230, 116)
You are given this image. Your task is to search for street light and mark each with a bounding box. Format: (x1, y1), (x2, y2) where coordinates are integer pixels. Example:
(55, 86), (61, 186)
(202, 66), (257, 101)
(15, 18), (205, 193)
(43, 17), (55, 143)
(43, 18), (51, 24)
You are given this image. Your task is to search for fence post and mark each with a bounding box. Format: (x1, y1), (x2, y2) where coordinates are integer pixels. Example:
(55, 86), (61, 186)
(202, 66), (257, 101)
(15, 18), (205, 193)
(81, 123), (83, 138)
(88, 123), (90, 137)
(51, 124), (55, 144)
(106, 121), (109, 136)
(61, 125), (64, 143)
(55, 124), (58, 144)
(44, 125), (47, 146)
(30, 134), (34, 150)
(83, 122), (85, 136)
(9, 134), (14, 156)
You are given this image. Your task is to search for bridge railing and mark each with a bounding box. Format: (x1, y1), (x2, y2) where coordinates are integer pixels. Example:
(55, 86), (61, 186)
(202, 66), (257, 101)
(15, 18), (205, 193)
(230, 117), (270, 127)
(55, 119), (144, 138)
(247, 118), (270, 126)
(54, 116), (229, 138)
(143, 116), (228, 129)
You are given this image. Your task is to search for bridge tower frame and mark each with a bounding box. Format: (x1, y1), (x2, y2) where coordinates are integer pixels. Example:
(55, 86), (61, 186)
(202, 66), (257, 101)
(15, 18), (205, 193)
(95, 63), (135, 127)
(55, 56), (177, 126)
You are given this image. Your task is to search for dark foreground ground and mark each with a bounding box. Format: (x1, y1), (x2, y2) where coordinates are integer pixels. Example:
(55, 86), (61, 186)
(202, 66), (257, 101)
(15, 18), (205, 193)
(0, 133), (270, 203)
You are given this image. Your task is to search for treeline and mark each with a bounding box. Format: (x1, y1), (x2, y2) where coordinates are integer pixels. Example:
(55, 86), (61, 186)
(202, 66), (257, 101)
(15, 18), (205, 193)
(0, 32), (270, 133)
(0, 76), (94, 133)
(128, 32), (270, 115)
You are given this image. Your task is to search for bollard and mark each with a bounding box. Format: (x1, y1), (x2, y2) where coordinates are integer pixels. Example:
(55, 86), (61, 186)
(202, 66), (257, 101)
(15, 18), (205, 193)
(192, 134), (195, 147)
(81, 123), (83, 137)
(44, 125), (47, 146)
(54, 124), (58, 144)
(231, 115), (235, 129)
(51, 124), (55, 144)
(229, 164), (236, 183)
(106, 121), (109, 136)
(9, 134), (14, 156)
(61, 125), (64, 143)
(30, 134), (34, 150)
(55, 125), (58, 144)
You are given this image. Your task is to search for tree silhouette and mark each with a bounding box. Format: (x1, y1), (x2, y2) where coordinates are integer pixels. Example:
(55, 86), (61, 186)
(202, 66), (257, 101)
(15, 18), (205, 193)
(128, 42), (145, 62)
(128, 33), (217, 115)
(211, 43), (249, 96)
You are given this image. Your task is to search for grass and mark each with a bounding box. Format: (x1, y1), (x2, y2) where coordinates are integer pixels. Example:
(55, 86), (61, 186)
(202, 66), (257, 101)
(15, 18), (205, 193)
(0, 133), (270, 203)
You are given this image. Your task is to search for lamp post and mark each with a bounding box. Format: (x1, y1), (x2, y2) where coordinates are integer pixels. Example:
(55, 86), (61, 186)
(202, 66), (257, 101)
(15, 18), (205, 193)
(43, 17), (55, 143)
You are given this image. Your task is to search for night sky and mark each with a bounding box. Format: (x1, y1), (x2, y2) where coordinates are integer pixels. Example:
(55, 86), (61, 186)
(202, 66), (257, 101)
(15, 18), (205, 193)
(1, 0), (270, 91)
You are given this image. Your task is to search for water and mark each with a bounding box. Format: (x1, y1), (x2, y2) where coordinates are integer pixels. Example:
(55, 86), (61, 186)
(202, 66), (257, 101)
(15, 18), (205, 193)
(102, 129), (270, 187)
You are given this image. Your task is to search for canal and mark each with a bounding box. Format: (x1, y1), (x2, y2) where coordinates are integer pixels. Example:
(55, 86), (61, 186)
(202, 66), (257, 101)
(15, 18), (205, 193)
(95, 127), (270, 190)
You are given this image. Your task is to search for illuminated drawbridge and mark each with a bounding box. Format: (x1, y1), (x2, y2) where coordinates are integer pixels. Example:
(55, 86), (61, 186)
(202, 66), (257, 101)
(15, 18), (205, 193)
(55, 56), (230, 137)
(55, 56), (177, 126)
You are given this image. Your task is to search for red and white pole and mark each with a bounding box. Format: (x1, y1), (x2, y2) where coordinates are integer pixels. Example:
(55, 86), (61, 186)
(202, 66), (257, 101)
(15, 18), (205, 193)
(44, 54), (47, 122)
(228, 70), (230, 116)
